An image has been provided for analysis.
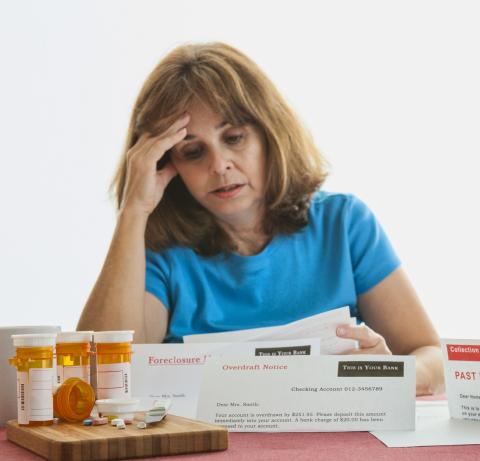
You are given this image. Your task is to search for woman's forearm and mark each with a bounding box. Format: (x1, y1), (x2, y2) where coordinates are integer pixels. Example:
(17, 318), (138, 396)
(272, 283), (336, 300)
(77, 209), (149, 341)
(413, 345), (445, 396)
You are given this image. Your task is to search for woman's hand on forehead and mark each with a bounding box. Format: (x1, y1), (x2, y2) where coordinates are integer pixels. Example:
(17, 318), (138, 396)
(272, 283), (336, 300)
(121, 113), (190, 216)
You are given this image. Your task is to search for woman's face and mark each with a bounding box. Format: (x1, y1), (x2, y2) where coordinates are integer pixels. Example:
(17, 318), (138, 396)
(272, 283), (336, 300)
(171, 101), (267, 228)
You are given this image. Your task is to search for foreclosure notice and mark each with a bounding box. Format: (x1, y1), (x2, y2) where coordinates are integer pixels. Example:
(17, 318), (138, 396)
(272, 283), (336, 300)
(196, 355), (415, 432)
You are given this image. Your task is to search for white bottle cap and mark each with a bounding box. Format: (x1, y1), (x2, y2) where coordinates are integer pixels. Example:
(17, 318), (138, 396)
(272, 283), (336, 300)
(56, 331), (94, 343)
(11, 333), (57, 347)
(93, 331), (134, 343)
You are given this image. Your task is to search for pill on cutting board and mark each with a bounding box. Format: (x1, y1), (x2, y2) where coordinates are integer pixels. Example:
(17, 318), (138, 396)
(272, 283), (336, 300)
(92, 417), (108, 426)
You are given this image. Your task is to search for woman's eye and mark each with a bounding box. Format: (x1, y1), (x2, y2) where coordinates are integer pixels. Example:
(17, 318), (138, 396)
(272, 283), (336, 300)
(226, 134), (244, 144)
(181, 134), (244, 160)
(183, 148), (203, 160)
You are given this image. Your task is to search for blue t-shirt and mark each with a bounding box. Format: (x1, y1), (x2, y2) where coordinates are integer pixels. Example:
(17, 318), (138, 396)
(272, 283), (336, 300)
(145, 191), (401, 342)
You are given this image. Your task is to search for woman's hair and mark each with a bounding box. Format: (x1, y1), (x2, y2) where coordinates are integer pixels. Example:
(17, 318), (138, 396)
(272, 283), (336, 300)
(111, 42), (329, 256)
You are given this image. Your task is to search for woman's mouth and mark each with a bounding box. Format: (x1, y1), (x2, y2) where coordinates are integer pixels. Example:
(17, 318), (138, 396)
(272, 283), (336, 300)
(211, 184), (245, 199)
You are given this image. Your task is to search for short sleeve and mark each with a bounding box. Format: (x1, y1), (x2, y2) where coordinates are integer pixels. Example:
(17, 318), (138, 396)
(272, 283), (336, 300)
(145, 249), (171, 310)
(346, 195), (401, 295)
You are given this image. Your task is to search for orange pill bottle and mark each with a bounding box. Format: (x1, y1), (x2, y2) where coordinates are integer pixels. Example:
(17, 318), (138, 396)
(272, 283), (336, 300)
(53, 377), (95, 422)
(94, 331), (134, 399)
(55, 331), (93, 386)
(9, 333), (56, 426)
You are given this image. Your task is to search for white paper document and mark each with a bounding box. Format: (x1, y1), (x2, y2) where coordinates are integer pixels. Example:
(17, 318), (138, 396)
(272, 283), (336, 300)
(131, 339), (321, 419)
(184, 306), (358, 354)
(371, 400), (480, 447)
(196, 355), (416, 432)
(441, 338), (480, 421)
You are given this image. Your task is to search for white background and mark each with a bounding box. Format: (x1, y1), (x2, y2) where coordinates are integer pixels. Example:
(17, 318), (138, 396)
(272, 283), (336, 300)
(0, 0), (478, 337)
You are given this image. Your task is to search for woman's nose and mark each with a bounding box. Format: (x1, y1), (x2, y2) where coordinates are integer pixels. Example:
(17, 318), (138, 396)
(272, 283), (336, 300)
(210, 150), (232, 175)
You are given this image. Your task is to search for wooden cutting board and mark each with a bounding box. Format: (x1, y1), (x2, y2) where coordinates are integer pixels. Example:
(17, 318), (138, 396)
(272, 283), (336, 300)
(6, 415), (228, 461)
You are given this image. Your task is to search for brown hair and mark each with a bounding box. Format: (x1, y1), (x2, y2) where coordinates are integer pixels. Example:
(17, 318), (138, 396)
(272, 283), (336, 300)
(111, 42), (329, 256)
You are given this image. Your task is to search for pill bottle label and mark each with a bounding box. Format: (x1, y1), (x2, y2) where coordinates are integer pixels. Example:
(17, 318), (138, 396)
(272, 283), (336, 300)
(17, 372), (29, 425)
(57, 365), (90, 385)
(17, 368), (54, 424)
(96, 362), (131, 399)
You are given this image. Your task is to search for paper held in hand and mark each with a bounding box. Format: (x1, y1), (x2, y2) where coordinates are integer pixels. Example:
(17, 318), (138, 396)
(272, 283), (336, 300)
(441, 338), (480, 421)
(183, 306), (358, 354)
(196, 355), (416, 432)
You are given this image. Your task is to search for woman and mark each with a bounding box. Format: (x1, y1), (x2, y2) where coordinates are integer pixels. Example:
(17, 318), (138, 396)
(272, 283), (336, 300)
(77, 42), (444, 396)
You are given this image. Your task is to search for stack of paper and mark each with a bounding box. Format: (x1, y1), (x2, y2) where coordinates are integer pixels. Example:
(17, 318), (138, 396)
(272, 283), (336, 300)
(132, 338), (322, 419)
(183, 306), (358, 354)
(132, 307), (361, 420)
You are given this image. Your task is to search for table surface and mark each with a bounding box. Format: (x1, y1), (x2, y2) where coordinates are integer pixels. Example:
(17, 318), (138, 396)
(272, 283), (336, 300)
(2, 395), (480, 461)
(2, 426), (480, 461)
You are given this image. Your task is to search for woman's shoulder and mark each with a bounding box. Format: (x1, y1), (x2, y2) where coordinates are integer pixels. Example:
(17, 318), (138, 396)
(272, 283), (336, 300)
(146, 244), (192, 265)
(309, 189), (357, 211)
(308, 189), (372, 225)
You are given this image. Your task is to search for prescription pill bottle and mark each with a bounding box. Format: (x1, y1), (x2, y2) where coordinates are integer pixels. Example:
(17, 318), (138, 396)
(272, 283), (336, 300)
(94, 331), (134, 399)
(9, 333), (56, 426)
(55, 331), (93, 386)
(53, 377), (95, 422)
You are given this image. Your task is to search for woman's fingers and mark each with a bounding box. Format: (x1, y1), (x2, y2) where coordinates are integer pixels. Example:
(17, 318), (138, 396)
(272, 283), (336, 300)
(337, 324), (391, 355)
(120, 113), (189, 215)
(128, 131), (154, 157)
(337, 324), (379, 348)
(145, 127), (187, 165)
(128, 113), (190, 162)
(161, 112), (190, 138)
